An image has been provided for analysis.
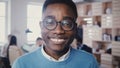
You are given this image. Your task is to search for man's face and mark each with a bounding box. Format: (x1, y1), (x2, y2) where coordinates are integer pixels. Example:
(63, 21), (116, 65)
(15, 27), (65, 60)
(40, 4), (76, 52)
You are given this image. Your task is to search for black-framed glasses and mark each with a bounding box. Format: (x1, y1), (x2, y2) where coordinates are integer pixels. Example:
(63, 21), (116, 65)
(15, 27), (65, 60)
(42, 16), (76, 31)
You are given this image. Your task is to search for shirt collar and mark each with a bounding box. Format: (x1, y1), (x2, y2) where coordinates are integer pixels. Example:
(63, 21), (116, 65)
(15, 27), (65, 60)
(41, 45), (70, 62)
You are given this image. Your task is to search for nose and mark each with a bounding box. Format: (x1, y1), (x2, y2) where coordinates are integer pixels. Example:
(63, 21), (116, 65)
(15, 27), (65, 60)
(53, 23), (65, 34)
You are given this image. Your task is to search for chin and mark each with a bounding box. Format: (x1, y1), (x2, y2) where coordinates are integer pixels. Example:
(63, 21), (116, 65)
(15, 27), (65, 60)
(52, 45), (65, 51)
(52, 44), (69, 52)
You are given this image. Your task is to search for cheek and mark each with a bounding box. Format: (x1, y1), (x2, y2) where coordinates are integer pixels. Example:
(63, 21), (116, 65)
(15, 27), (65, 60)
(68, 30), (76, 37)
(68, 32), (74, 38)
(41, 23), (47, 32)
(41, 30), (50, 45)
(69, 30), (76, 40)
(41, 26), (49, 40)
(71, 32), (76, 39)
(66, 31), (76, 41)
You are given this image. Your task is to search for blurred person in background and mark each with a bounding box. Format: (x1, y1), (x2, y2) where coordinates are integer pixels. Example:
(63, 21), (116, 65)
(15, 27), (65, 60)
(7, 35), (23, 66)
(29, 37), (43, 52)
(1, 34), (13, 58)
(0, 34), (13, 68)
(35, 37), (43, 47)
(76, 37), (92, 54)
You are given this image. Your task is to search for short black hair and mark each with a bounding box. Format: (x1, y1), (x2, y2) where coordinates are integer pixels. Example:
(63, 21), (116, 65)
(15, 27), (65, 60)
(42, 0), (78, 19)
(9, 35), (17, 45)
(36, 37), (42, 41)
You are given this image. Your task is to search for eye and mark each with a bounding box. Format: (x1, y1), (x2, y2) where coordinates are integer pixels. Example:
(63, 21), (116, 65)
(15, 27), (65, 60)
(45, 18), (55, 26)
(62, 20), (73, 28)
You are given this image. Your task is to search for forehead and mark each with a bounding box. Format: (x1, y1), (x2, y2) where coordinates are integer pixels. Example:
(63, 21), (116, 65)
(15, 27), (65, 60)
(42, 3), (75, 19)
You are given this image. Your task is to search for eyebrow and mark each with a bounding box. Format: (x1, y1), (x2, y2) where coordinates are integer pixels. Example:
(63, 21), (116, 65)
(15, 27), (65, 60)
(44, 15), (74, 20)
(45, 16), (55, 19)
(63, 17), (74, 20)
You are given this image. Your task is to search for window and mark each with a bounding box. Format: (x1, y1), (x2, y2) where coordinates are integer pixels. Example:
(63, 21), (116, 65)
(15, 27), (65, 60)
(27, 3), (42, 43)
(0, 2), (6, 45)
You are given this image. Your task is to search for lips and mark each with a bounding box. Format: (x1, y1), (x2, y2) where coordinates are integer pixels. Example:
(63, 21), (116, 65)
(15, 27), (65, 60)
(50, 38), (66, 44)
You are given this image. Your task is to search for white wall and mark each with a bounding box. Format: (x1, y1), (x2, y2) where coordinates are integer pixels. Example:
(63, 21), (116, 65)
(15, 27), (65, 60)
(10, 0), (27, 47)
(9, 0), (44, 47)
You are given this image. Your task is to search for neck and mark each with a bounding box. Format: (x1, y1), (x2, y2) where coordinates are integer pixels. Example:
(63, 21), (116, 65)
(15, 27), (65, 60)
(43, 46), (70, 60)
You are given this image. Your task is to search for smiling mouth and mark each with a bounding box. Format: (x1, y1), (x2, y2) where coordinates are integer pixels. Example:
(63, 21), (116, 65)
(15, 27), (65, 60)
(50, 38), (65, 44)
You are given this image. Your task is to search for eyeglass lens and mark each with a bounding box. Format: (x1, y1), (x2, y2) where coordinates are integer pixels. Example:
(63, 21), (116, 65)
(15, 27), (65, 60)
(43, 16), (75, 31)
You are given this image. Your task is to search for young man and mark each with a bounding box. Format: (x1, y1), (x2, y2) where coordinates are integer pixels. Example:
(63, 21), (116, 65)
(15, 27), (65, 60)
(12, 0), (99, 68)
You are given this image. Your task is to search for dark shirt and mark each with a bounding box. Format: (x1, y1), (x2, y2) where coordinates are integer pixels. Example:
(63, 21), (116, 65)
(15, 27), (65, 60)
(77, 44), (92, 54)
(106, 48), (111, 54)
(115, 35), (120, 41)
(77, 27), (83, 40)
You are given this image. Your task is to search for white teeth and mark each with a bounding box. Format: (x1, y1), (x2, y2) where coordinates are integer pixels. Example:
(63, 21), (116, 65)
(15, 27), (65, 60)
(51, 38), (65, 43)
